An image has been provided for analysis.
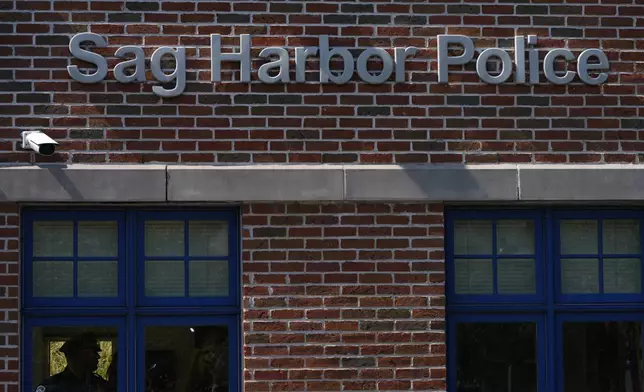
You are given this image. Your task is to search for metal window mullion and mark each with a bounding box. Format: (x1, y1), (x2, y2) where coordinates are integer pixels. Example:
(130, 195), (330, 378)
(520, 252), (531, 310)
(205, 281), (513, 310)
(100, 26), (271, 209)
(641, 215), (644, 297)
(545, 209), (556, 392)
(73, 220), (78, 298)
(184, 220), (190, 298)
(127, 210), (137, 392)
(598, 219), (604, 294)
(492, 220), (498, 295)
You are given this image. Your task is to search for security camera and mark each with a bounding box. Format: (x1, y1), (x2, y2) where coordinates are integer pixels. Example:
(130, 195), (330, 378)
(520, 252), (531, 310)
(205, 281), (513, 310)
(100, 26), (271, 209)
(21, 131), (58, 156)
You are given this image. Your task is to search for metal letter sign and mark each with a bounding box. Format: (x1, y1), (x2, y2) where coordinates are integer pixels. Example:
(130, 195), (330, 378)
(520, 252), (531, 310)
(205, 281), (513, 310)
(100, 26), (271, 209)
(68, 33), (611, 98)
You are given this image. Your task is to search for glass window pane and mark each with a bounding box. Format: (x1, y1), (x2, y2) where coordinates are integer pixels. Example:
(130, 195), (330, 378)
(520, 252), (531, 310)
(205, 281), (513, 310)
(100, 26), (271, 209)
(456, 322), (537, 392)
(189, 260), (229, 297)
(497, 220), (535, 255)
(563, 321), (643, 392)
(189, 221), (229, 257)
(33, 261), (73, 297)
(145, 325), (229, 392)
(454, 259), (493, 294)
(145, 221), (184, 257)
(604, 258), (642, 294)
(454, 220), (493, 255)
(498, 259), (536, 294)
(78, 221), (118, 257)
(32, 326), (118, 392)
(33, 221), (73, 257)
(603, 219), (641, 255)
(145, 260), (185, 297)
(561, 258), (599, 294)
(78, 261), (118, 297)
(560, 220), (598, 254)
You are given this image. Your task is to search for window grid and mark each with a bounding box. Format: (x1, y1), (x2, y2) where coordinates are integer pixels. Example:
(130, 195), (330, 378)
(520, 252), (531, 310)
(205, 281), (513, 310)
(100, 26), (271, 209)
(136, 211), (238, 307)
(447, 210), (544, 304)
(554, 211), (644, 304)
(21, 208), (241, 392)
(23, 211), (128, 307)
(447, 208), (644, 392)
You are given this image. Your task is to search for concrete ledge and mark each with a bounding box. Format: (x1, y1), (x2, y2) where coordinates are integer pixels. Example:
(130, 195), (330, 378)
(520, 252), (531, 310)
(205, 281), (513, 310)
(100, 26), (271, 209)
(3, 163), (644, 203)
(519, 164), (644, 201)
(345, 164), (519, 201)
(0, 165), (166, 202)
(167, 165), (345, 202)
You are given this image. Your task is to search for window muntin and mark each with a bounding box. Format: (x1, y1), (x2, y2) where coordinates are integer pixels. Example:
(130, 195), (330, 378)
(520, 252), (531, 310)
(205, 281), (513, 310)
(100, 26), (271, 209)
(24, 212), (126, 307)
(22, 209), (241, 392)
(137, 212), (236, 306)
(555, 214), (644, 301)
(449, 213), (542, 302)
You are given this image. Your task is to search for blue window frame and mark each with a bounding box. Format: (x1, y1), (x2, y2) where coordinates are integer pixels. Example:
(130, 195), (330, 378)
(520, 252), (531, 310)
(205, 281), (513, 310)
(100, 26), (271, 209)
(447, 208), (644, 392)
(447, 313), (546, 392)
(22, 211), (127, 308)
(555, 312), (644, 392)
(446, 210), (544, 304)
(23, 317), (127, 392)
(553, 210), (644, 304)
(136, 210), (240, 307)
(21, 208), (241, 392)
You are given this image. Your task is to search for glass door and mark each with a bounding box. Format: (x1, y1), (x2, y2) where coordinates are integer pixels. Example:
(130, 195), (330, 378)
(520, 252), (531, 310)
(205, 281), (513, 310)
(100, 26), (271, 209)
(448, 313), (546, 392)
(557, 314), (644, 392)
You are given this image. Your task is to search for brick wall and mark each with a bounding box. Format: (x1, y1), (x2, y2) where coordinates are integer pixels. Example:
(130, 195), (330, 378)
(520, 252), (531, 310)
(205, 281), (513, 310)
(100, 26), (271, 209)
(2, 1), (643, 391)
(242, 203), (445, 391)
(1, 0), (643, 165)
(0, 202), (445, 392)
(0, 204), (19, 392)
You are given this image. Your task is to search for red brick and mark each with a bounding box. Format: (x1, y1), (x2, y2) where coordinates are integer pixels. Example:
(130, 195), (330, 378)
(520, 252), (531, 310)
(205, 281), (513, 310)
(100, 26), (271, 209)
(2, 0), (642, 388)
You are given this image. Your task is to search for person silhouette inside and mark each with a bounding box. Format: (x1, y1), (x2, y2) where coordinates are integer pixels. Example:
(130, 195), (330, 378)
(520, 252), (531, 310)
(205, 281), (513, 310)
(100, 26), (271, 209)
(34, 332), (109, 392)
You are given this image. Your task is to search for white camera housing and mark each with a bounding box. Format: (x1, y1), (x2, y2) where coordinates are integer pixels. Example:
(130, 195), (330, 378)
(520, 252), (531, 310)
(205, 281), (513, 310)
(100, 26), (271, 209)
(21, 131), (58, 156)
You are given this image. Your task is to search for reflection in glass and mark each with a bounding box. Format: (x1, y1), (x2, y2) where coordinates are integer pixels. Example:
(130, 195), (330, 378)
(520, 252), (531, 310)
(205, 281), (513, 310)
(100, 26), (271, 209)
(497, 220), (535, 255)
(456, 322), (537, 392)
(33, 221), (73, 257)
(145, 260), (185, 297)
(33, 261), (73, 297)
(189, 260), (229, 297)
(563, 321), (644, 392)
(145, 221), (185, 257)
(32, 326), (117, 392)
(604, 220), (641, 255)
(454, 220), (493, 255)
(560, 220), (598, 255)
(78, 221), (118, 257)
(454, 259), (493, 294)
(498, 259), (536, 294)
(145, 325), (229, 392)
(604, 258), (642, 294)
(78, 261), (118, 297)
(561, 258), (599, 294)
(189, 221), (228, 257)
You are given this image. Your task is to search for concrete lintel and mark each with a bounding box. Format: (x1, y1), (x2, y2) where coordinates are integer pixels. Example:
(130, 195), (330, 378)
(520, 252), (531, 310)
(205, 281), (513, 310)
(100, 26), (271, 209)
(167, 164), (345, 202)
(0, 164), (166, 202)
(345, 164), (519, 201)
(519, 164), (644, 201)
(2, 163), (644, 203)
